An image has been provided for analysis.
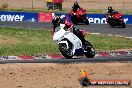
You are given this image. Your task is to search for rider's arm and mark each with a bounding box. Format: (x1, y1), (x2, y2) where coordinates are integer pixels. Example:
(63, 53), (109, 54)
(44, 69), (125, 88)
(78, 5), (81, 9)
(67, 25), (75, 31)
(52, 26), (55, 34)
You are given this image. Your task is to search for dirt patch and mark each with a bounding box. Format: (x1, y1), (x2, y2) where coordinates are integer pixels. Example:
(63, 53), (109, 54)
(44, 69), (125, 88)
(0, 63), (131, 88)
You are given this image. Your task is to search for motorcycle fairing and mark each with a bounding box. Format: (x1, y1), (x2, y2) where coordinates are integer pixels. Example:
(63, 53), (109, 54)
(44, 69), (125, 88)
(63, 32), (83, 55)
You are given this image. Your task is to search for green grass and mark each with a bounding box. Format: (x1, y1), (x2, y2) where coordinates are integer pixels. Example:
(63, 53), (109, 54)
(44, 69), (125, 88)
(0, 27), (132, 56)
(0, 27), (59, 56)
(88, 34), (132, 51)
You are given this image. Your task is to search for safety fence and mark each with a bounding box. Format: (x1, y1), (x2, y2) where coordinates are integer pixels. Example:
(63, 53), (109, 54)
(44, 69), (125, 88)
(0, 0), (132, 11)
(0, 11), (132, 24)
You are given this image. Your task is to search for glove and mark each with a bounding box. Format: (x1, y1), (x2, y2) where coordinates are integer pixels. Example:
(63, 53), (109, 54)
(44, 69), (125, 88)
(108, 15), (112, 18)
(72, 12), (76, 15)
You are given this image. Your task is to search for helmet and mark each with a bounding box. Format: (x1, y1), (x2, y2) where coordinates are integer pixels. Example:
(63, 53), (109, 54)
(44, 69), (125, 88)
(108, 6), (112, 11)
(52, 16), (61, 27)
(74, 2), (78, 6)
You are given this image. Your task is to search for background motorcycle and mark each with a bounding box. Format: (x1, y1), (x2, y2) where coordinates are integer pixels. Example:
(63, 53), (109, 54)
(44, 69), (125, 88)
(106, 13), (126, 28)
(53, 24), (95, 59)
(69, 8), (89, 25)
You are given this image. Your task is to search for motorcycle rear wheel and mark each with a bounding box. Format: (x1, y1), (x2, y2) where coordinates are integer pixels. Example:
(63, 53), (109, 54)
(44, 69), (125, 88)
(59, 40), (73, 59)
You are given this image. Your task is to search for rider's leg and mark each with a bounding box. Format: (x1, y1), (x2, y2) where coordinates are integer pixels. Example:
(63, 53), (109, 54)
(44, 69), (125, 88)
(73, 28), (86, 45)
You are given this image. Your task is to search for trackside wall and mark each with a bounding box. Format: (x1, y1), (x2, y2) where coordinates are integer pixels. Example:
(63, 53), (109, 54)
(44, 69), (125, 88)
(0, 11), (132, 24)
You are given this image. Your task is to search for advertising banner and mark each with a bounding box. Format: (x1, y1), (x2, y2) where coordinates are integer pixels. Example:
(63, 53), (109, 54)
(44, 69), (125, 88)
(0, 11), (38, 22)
(86, 14), (129, 24)
(0, 11), (132, 24)
(54, 13), (131, 24)
(123, 15), (132, 24)
(38, 12), (52, 22)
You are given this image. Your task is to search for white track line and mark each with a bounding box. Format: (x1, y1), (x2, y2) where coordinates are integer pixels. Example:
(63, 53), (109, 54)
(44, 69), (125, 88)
(90, 32), (132, 39)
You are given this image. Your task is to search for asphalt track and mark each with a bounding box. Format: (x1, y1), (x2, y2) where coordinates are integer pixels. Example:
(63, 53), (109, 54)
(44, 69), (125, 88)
(0, 21), (132, 63)
(0, 21), (132, 37)
(0, 55), (132, 64)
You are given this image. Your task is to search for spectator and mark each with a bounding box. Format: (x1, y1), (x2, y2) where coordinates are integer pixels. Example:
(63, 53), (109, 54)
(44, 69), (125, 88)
(53, 0), (63, 10)
(46, 0), (52, 10)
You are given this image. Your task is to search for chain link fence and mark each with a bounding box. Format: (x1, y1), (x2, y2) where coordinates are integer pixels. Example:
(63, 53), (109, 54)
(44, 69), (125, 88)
(0, 0), (132, 11)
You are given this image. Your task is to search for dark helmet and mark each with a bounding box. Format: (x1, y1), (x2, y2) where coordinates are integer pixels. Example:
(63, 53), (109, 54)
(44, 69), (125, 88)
(74, 2), (78, 6)
(108, 6), (112, 11)
(52, 16), (61, 27)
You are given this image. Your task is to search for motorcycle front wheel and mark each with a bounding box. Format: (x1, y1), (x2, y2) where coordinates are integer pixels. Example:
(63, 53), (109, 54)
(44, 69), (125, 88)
(120, 21), (126, 28)
(71, 16), (78, 25)
(109, 22), (115, 28)
(84, 41), (95, 58)
(84, 18), (89, 25)
(108, 18), (115, 28)
(59, 41), (73, 59)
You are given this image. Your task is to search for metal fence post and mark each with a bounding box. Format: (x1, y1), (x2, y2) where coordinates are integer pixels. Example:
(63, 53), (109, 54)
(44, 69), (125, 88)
(53, 0), (54, 10)
(99, 0), (100, 10)
(32, 0), (34, 9)
(122, 0), (124, 11)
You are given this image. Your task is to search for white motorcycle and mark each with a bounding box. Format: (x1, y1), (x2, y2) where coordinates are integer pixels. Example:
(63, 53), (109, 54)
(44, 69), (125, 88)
(53, 24), (95, 59)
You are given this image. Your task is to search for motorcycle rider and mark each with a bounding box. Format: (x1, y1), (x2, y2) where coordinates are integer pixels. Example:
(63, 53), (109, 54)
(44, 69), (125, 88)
(106, 6), (116, 22)
(107, 6), (122, 20)
(107, 6), (122, 17)
(52, 16), (64, 34)
(107, 6), (114, 15)
(106, 6), (115, 19)
(72, 2), (81, 15)
(52, 15), (87, 46)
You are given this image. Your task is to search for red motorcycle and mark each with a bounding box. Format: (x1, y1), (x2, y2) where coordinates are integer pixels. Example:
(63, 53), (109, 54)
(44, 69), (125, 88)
(69, 8), (89, 25)
(106, 12), (126, 28)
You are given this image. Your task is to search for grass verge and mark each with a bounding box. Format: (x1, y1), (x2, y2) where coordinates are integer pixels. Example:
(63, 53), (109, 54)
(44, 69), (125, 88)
(0, 27), (132, 56)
